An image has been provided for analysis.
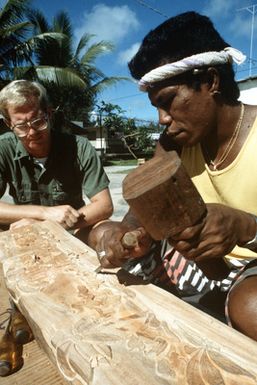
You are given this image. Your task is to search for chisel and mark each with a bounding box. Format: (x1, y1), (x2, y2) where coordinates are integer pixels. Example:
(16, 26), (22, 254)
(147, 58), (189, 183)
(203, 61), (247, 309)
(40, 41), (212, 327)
(94, 229), (143, 273)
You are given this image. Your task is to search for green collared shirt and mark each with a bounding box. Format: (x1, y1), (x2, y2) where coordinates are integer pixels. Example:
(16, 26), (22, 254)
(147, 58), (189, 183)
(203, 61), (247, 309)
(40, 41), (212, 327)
(0, 131), (109, 209)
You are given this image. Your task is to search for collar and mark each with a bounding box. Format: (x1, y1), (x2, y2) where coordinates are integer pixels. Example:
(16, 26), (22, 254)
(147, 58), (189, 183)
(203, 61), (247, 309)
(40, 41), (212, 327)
(14, 138), (31, 161)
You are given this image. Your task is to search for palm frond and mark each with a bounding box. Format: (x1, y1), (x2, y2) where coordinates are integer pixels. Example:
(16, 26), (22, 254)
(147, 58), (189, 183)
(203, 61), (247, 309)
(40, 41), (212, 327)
(26, 8), (50, 33)
(0, 0), (31, 22)
(91, 76), (131, 93)
(12, 65), (38, 79)
(0, 21), (31, 37)
(80, 41), (114, 64)
(52, 11), (72, 37)
(27, 32), (67, 45)
(74, 33), (95, 58)
(0, 2), (130, 119)
(35, 66), (86, 88)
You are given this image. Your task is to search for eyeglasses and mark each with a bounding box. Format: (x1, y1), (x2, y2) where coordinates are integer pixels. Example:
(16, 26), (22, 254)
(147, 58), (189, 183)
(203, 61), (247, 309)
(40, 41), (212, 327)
(11, 115), (48, 138)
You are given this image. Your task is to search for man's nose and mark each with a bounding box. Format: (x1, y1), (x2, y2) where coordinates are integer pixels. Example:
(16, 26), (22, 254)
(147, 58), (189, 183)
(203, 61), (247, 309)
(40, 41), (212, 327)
(158, 108), (172, 125)
(26, 121), (36, 129)
(27, 125), (38, 135)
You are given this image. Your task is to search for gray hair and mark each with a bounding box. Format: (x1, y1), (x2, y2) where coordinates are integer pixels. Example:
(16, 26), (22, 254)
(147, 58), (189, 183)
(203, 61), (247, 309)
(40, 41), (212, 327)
(0, 80), (49, 119)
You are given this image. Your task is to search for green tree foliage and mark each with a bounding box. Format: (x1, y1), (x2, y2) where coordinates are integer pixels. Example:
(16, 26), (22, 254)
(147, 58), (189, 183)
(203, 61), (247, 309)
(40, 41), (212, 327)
(123, 121), (162, 157)
(0, 1), (129, 123)
(96, 101), (125, 137)
(0, 0), (32, 87)
(97, 101), (162, 157)
(24, 9), (128, 121)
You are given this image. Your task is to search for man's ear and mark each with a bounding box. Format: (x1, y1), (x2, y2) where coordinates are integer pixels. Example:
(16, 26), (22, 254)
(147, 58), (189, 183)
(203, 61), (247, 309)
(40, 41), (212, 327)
(206, 67), (220, 95)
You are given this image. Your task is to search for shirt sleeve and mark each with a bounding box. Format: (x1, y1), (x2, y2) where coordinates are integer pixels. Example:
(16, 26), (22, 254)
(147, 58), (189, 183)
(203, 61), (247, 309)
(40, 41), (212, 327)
(0, 136), (10, 198)
(76, 136), (110, 199)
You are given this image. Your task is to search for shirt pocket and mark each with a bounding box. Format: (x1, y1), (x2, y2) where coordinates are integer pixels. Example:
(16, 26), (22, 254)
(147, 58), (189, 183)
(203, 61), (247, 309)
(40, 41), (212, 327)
(51, 180), (82, 207)
(11, 182), (40, 204)
(51, 190), (70, 204)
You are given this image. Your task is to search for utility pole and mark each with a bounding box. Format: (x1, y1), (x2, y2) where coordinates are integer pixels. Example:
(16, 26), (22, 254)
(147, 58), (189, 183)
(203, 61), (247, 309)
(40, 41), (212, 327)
(238, 4), (257, 77)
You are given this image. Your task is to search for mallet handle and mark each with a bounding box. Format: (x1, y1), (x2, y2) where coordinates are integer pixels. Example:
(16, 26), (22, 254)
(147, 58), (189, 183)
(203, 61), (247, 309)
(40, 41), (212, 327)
(121, 229), (143, 249)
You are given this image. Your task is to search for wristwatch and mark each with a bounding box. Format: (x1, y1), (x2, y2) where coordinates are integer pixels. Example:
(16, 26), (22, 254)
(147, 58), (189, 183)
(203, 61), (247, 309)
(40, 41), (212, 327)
(243, 215), (257, 251)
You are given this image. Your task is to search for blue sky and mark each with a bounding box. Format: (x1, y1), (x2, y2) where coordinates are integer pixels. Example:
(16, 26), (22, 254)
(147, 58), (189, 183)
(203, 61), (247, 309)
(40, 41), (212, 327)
(31, 0), (257, 122)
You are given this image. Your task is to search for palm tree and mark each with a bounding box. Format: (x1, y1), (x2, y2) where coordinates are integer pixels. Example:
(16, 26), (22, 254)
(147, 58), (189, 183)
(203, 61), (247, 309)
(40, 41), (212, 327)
(0, 2), (128, 123)
(0, 0), (32, 86)
(23, 9), (128, 122)
(0, 0), (68, 86)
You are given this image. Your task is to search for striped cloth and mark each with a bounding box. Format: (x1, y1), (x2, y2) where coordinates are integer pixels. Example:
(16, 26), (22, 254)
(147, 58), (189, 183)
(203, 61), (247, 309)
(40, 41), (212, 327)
(124, 240), (250, 297)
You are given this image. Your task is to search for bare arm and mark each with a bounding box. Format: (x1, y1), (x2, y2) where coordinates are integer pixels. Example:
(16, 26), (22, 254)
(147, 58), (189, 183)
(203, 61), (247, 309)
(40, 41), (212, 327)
(1, 201), (81, 229)
(7, 188), (113, 231)
(76, 188), (113, 229)
(0, 201), (54, 224)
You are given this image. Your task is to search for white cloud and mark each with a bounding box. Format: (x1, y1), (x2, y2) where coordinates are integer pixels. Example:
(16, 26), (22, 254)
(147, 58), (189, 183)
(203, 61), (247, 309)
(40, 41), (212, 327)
(202, 0), (233, 18)
(228, 13), (252, 38)
(202, 0), (256, 39)
(74, 3), (139, 45)
(118, 42), (140, 65)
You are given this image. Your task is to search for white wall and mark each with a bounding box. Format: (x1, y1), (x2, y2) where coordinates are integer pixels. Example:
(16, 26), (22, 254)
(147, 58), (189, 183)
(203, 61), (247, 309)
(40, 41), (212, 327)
(238, 78), (257, 105)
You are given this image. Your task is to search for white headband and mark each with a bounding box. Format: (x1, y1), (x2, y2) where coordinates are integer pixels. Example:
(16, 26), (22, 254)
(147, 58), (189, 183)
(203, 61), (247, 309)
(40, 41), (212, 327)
(138, 47), (246, 91)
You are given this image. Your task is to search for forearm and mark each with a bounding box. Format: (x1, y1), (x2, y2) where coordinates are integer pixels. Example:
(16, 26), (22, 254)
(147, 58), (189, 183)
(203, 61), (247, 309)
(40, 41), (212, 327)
(238, 212), (257, 251)
(76, 188), (113, 229)
(84, 220), (120, 250)
(0, 201), (45, 225)
(75, 208), (142, 250)
(77, 201), (113, 229)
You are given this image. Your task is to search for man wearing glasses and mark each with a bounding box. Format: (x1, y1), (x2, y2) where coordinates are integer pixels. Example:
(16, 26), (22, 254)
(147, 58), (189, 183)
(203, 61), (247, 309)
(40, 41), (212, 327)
(0, 80), (113, 232)
(0, 79), (114, 376)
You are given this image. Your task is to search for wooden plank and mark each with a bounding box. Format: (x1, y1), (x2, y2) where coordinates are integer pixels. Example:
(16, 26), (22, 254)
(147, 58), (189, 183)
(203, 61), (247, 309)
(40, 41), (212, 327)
(0, 265), (69, 385)
(0, 220), (257, 385)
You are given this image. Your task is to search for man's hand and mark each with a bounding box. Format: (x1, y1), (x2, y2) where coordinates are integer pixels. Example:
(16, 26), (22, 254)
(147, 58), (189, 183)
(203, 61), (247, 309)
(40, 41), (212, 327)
(169, 203), (256, 261)
(43, 205), (80, 229)
(10, 218), (40, 230)
(86, 220), (153, 269)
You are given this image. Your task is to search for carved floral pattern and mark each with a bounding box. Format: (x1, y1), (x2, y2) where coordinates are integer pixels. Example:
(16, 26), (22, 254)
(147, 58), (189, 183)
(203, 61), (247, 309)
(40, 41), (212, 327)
(0, 223), (257, 385)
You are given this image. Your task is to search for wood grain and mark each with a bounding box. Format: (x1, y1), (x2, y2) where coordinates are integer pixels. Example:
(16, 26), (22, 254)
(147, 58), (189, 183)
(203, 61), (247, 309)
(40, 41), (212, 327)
(123, 151), (206, 239)
(0, 220), (257, 385)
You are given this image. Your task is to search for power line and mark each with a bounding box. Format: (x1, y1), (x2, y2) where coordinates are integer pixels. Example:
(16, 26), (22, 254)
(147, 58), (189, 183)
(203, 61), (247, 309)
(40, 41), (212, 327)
(133, 0), (168, 18)
(106, 93), (144, 102)
(237, 4), (257, 77)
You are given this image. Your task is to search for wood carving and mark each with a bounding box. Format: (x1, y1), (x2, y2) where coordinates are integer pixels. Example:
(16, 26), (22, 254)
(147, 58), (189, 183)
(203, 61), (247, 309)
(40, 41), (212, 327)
(0, 221), (257, 385)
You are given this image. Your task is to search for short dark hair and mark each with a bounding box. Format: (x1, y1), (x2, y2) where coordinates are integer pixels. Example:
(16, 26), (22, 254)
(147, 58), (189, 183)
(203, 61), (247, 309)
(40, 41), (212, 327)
(128, 11), (240, 103)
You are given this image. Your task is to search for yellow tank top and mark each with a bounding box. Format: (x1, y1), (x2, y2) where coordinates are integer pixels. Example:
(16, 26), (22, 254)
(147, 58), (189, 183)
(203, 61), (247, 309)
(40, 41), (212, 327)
(181, 117), (257, 260)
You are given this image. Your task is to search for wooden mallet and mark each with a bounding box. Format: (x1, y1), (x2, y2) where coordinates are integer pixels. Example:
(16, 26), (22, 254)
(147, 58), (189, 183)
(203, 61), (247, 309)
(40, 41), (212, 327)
(122, 151), (228, 279)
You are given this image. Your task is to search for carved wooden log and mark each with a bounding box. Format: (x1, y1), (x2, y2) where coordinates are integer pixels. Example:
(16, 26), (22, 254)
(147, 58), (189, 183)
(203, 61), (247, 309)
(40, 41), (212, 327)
(123, 151), (206, 240)
(0, 221), (257, 385)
